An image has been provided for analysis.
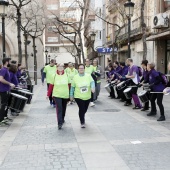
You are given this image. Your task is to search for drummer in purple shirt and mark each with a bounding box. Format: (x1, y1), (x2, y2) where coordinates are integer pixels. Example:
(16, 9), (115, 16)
(125, 58), (141, 109)
(147, 63), (165, 121)
(0, 58), (15, 125)
(163, 62), (170, 94)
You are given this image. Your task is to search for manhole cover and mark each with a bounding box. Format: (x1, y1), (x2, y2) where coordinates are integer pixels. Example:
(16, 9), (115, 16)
(103, 109), (120, 112)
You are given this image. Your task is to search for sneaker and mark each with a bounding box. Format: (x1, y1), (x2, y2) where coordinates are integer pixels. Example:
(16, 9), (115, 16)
(58, 124), (62, 130)
(133, 106), (141, 110)
(11, 112), (19, 116)
(53, 104), (56, 108)
(90, 102), (95, 107)
(141, 108), (149, 111)
(4, 117), (13, 122)
(81, 124), (85, 128)
(157, 116), (165, 121)
(147, 111), (157, 116)
(0, 120), (9, 126)
(124, 103), (132, 106)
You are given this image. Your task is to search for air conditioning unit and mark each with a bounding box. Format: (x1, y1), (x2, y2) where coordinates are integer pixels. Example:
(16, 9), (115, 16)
(153, 13), (169, 29)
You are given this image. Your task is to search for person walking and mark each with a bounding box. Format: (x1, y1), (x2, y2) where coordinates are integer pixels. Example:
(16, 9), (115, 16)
(147, 63), (165, 121)
(43, 59), (57, 107)
(85, 59), (95, 107)
(0, 58), (15, 125)
(47, 63), (69, 129)
(70, 64), (95, 128)
(93, 59), (103, 101)
(163, 62), (170, 94)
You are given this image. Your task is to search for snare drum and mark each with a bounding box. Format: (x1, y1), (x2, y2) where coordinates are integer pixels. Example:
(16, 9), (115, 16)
(18, 90), (33, 104)
(138, 90), (149, 103)
(8, 93), (28, 112)
(117, 81), (126, 90)
(123, 87), (132, 99)
(104, 84), (111, 93)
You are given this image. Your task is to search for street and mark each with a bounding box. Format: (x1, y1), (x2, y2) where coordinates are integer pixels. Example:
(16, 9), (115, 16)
(0, 80), (170, 170)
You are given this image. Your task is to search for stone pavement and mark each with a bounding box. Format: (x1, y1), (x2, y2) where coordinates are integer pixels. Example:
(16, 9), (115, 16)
(0, 81), (170, 170)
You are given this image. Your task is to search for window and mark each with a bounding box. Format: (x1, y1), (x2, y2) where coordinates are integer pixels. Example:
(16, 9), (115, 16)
(50, 47), (59, 52)
(60, 34), (75, 41)
(47, 4), (58, 10)
(47, 37), (58, 42)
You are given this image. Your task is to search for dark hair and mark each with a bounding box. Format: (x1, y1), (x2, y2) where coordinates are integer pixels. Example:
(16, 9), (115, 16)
(11, 60), (17, 64)
(141, 60), (148, 66)
(2, 58), (11, 65)
(78, 64), (85, 69)
(119, 62), (125, 67)
(114, 61), (119, 65)
(18, 63), (21, 67)
(109, 65), (114, 70)
(9, 64), (17, 73)
(0, 64), (2, 69)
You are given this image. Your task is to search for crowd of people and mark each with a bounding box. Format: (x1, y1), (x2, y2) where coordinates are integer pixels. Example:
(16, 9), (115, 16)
(0, 58), (28, 125)
(106, 58), (170, 122)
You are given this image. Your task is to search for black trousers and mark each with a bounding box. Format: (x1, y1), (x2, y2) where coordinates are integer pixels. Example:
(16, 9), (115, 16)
(150, 93), (164, 116)
(0, 92), (9, 122)
(53, 97), (68, 125)
(75, 98), (90, 124)
(110, 86), (115, 98)
(47, 83), (55, 104)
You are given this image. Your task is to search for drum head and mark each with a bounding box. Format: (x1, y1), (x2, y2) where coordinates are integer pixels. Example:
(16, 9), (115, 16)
(104, 84), (110, 87)
(19, 90), (33, 95)
(117, 81), (125, 87)
(11, 93), (27, 100)
(138, 90), (147, 97)
(124, 87), (132, 93)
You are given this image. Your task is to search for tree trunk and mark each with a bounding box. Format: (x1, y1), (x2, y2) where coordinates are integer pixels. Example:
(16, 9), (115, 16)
(32, 36), (37, 85)
(17, 8), (22, 64)
(141, 0), (147, 60)
(78, 33), (85, 62)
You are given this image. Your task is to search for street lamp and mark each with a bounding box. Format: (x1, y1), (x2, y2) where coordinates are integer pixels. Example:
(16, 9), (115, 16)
(124, 0), (135, 58)
(48, 55), (51, 64)
(45, 49), (48, 64)
(0, 0), (9, 59)
(90, 32), (96, 41)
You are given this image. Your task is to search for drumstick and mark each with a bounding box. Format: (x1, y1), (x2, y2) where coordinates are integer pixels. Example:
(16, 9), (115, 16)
(128, 86), (138, 88)
(166, 74), (170, 77)
(150, 92), (164, 93)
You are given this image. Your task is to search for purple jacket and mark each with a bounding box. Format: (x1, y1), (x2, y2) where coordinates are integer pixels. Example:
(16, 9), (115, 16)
(9, 71), (18, 86)
(148, 69), (165, 92)
(128, 65), (140, 83)
(0, 67), (10, 92)
(120, 66), (128, 81)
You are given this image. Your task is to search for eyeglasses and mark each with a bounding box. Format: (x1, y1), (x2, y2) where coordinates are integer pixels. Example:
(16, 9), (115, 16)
(79, 68), (84, 70)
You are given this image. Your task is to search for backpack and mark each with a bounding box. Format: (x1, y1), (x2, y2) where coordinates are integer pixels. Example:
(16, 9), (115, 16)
(158, 72), (168, 85)
(138, 67), (143, 77)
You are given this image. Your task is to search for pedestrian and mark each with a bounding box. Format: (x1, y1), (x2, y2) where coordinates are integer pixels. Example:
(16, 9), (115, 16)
(0, 58), (15, 125)
(70, 64), (95, 128)
(163, 62), (170, 94)
(140, 60), (150, 111)
(93, 59), (103, 101)
(43, 59), (57, 107)
(47, 63), (69, 130)
(65, 62), (78, 105)
(85, 59), (95, 106)
(147, 62), (165, 121)
(125, 58), (142, 109)
(41, 63), (48, 85)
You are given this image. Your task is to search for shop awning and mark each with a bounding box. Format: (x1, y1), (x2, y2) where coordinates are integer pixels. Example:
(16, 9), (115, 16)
(146, 31), (170, 41)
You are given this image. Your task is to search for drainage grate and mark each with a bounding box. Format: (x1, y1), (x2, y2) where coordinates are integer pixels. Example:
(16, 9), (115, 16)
(103, 109), (120, 112)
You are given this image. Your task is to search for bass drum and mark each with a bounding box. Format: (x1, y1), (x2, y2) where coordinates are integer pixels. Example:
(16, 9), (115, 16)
(104, 84), (111, 93)
(138, 90), (149, 103)
(8, 93), (28, 112)
(18, 90), (33, 104)
(123, 87), (132, 99)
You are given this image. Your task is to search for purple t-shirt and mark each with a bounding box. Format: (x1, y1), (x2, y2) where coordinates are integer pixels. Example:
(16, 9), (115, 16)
(10, 71), (18, 86)
(149, 69), (165, 92)
(0, 67), (10, 92)
(128, 65), (140, 83)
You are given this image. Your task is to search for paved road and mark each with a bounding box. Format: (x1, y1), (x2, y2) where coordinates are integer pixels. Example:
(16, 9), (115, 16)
(0, 80), (170, 170)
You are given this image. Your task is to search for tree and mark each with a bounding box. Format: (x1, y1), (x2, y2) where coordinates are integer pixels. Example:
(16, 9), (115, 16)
(9, 0), (31, 64)
(46, 0), (86, 63)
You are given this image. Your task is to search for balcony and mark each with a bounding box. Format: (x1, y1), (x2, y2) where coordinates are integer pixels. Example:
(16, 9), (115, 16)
(88, 11), (95, 21)
(108, 0), (117, 14)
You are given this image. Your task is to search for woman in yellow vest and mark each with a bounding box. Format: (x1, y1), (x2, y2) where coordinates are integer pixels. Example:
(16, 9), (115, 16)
(70, 64), (95, 128)
(47, 63), (69, 130)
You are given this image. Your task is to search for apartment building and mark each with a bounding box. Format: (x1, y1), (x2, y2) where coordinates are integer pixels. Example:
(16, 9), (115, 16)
(45, 0), (80, 64)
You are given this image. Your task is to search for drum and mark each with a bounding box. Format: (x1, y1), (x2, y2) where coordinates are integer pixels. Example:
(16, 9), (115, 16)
(123, 87), (132, 99)
(8, 93), (28, 112)
(138, 90), (149, 103)
(27, 85), (34, 93)
(111, 80), (117, 85)
(117, 81), (126, 90)
(18, 90), (33, 104)
(104, 84), (111, 93)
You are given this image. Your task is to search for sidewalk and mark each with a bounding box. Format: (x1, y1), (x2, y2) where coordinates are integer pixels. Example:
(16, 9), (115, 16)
(0, 80), (170, 170)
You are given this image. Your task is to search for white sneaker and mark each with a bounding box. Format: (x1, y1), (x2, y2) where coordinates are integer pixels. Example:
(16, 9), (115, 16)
(90, 102), (95, 107)
(81, 124), (85, 128)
